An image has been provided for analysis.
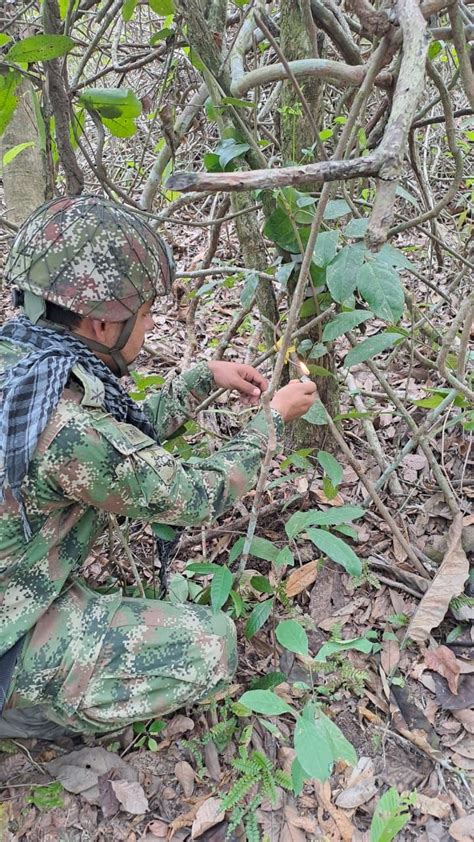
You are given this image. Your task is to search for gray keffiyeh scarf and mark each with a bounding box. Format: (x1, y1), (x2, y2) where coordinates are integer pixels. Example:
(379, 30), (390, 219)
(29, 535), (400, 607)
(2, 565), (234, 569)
(0, 316), (159, 540)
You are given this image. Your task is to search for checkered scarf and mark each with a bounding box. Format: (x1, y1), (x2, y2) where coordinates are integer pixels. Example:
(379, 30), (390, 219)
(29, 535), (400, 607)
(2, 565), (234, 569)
(0, 316), (159, 540)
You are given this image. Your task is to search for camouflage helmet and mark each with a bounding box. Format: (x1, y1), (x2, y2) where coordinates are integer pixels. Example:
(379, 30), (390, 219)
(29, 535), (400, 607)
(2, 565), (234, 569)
(4, 195), (175, 322)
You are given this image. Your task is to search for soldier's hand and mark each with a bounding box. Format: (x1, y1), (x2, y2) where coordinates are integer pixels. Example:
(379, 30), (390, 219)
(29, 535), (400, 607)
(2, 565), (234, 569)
(270, 380), (317, 422)
(208, 361), (268, 405)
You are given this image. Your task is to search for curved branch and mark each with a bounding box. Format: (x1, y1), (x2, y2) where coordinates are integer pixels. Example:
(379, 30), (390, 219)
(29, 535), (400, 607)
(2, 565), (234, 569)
(448, 2), (474, 107)
(230, 58), (392, 98)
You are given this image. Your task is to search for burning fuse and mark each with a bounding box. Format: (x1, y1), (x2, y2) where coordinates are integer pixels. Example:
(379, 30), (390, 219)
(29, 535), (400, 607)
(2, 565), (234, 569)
(298, 360), (311, 383)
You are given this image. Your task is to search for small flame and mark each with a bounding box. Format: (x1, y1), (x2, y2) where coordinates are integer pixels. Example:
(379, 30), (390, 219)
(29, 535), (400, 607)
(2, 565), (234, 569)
(298, 360), (310, 377)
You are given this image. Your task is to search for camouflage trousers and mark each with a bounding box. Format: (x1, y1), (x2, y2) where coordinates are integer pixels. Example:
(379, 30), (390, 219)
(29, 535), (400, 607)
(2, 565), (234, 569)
(7, 580), (237, 734)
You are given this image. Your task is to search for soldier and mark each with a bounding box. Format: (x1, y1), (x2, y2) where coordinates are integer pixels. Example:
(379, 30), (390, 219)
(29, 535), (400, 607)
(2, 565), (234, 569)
(0, 195), (316, 737)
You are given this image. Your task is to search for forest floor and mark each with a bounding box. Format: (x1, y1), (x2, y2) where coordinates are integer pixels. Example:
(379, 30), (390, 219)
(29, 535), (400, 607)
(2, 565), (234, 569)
(0, 209), (472, 842)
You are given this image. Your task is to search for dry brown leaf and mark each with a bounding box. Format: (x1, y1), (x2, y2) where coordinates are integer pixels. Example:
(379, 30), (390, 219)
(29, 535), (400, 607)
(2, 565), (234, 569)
(335, 779), (378, 809)
(45, 747), (137, 805)
(164, 715), (195, 739)
(450, 753), (474, 771)
(454, 710), (474, 734)
(380, 638), (401, 676)
(285, 560), (318, 598)
(449, 816), (474, 841)
(415, 793), (451, 819)
(312, 488), (345, 506)
(314, 781), (354, 841)
(111, 780), (149, 815)
(278, 821), (306, 842)
(407, 515), (469, 644)
(283, 805), (319, 835)
(146, 820), (168, 838)
(169, 798), (208, 840)
(424, 646), (461, 694)
(191, 798), (225, 839)
(175, 760), (195, 797)
(449, 736), (474, 760)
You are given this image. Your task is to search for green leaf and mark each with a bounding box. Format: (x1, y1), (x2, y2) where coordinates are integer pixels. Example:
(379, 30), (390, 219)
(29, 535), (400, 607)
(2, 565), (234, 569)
(168, 573), (188, 603)
(275, 546), (294, 567)
(150, 27), (175, 44)
(302, 399), (327, 426)
(356, 261), (404, 322)
(210, 565), (233, 613)
(294, 713), (334, 780)
(315, 636), (375, 662)
(248, 536), (281, 562)
(217, 137), (251, 167)
(285, 505), (364, 539)
(229, 589), (244, 618)
(245, 599), (274, 639)
(5, 35), (75, 63)
(313, 231), (339, 268)
(322, 309), (372, 342)
(250, 671), (286, 690)
(375, 243), (414, 271)
(291, 757), (308, 795)
(240, 272), (259, 308)
(229, 536), (245, 564)
(344, 218), (368, 239)
(2, 141), (34, 166)
(263, 207), (300, 252)
(185, 562), (221, 574)
(317, 451), (343, 486)
(123, 0), (139, 20)
(152, 523), (176, 541)
(370, 788), (415, 842)
(319, 709), (357, 765)
(345, 332), (400, 367)
(326, 244), (365, 303)
(276, 620), (309, 656)
(250, 575), (275, 594)
(0, 71), (19, 135)
(221, 96), (256, 109)
(0, 34), (12, 47)
(149, 0), (175, 13)
(79, 88), (142, 137)
(323, 199), (351, 220)
(239, 689), (293, 715)
(305, 528), (362, 576)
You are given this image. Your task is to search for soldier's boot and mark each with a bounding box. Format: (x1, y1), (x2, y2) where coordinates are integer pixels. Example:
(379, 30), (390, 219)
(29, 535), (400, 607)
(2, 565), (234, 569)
(0, 706), (75, 739)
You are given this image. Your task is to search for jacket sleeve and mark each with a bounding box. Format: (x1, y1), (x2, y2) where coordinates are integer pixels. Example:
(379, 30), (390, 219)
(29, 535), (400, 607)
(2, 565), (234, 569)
(142, 362), (215, 441)
(40, 407), (285, 527)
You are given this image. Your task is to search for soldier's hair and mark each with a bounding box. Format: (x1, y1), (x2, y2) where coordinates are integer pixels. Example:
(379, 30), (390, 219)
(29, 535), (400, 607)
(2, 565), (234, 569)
(45, 302), (82, 329)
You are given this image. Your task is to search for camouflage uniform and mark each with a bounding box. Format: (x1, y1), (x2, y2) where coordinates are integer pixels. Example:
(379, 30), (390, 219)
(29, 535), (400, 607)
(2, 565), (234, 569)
(0, 199), (285, 733)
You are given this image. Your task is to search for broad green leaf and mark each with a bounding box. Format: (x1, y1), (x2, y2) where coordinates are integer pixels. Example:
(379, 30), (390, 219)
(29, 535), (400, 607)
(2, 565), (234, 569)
(323, 199), (351, 220)
(275, 546), (295, 567)
(185, 562), (221, 574)
(5, 35), (75, 63)
(247, 536), (281, 562)
(152, 523), (176, 541)
(263, 208), (300, 252)
(168, 573), (188, 603)
(319, 710), (357, 765)
(322, 309), (372, 342)
(375, 243), (414, 271)
(0, 34), (12, 47)
(250, 575), (275, 594)
(345, 332), (400, 367)
(229, 589), (244, 617)
(276, 620), (309, 656)
(285, 505), (364, 540)
(150, 27), (175, 45)
(0, 71), (19, 135)
(291, 757), (308, 795)
(326, 244), (365, 303)
(149, 0), (175, 13)
(294, 714), (333, 780)
(356, 261), (404, 322)
(302, 399), (327, 426)
(245, 598), (274, 639)
(312, 231), (339, 268)
(240, 272), (259, 308)
(250, 671), (286, 690)
(344, 218), (368, 239)
(2, 141), (34, 166)
(305, 528), (362, 576)
(317, 450), (343, 486)
(315, 636), (375, 662)
(79, 87), (142, 118)
(210, 565), (233, 613)
(217, 137), (250, 167)
(123, 0), (139, 20)
(239, 689), (293, 715)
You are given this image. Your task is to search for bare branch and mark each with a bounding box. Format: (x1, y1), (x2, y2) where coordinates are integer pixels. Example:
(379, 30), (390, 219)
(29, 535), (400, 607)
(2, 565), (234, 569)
(448, 2), (474, 107)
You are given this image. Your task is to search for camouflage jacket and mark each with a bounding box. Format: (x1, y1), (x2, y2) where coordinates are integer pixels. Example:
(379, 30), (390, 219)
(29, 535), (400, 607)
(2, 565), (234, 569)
(0, 338), (284, 657)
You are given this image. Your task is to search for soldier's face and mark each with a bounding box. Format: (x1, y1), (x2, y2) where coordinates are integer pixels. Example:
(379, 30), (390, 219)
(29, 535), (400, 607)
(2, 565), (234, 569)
(119, 300), (155, 363)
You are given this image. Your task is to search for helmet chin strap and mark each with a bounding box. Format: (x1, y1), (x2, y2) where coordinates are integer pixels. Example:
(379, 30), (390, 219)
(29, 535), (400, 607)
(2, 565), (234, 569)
(73, 313), (138, 377)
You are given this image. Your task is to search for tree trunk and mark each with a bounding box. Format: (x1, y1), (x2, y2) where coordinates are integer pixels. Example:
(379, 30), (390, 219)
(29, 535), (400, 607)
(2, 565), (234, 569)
(0, 80), (47, 227)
